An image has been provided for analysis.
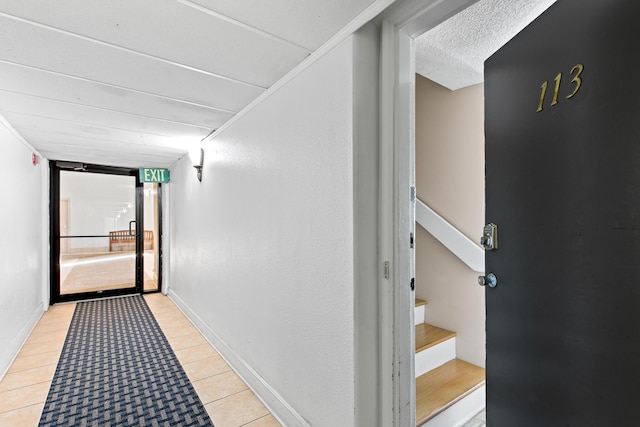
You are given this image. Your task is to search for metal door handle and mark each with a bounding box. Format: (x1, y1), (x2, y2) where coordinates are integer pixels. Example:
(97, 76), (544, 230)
(478, 273), (498, 288)
(129, 220), (136, 236)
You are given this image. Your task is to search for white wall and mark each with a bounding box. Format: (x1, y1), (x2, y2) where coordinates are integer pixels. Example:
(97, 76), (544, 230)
(170, 36), (367, 426)
(0, 121), (46, 379)
(415, 76), (486, 368)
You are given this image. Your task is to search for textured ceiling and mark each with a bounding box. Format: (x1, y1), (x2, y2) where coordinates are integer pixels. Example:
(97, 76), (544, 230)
(0, 0), (379, 168)
(415, 0), (557, 90)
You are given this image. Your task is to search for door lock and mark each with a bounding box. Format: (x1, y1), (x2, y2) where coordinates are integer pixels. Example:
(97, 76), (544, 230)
(478, 273), (498, 288)
(481, 223), (498, 250)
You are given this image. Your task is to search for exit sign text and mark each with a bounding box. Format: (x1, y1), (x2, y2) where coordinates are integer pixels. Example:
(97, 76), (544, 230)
(139, 168), (170, 183)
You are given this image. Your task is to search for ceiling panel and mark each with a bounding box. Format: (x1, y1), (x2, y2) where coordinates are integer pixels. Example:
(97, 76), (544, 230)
(0, 16), (264, 111)
(0, 1), (380, 167)
(6, 113), (186, 149)
(34, 141), (182, 163)
(23, 131), (185, 156)
(0, 62), (233, 129)
(38, 149), (177, 169)
(0, 92), (210, 141)
(0, 0), (311, 88)
(185, 0), (378, 51)
(20, 131), (184, 168)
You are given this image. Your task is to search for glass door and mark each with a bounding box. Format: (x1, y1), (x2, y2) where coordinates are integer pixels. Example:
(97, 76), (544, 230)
(58, 169), (138, 297)
(50, 162), (162, 303)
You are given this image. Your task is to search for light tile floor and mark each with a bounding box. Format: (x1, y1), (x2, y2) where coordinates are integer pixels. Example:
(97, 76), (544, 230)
(0, 294), (281, 427)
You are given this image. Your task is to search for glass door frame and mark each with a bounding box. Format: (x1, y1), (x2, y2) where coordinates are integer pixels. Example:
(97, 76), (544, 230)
(49, 161), (162, 304)
(142, 181), (163, 294)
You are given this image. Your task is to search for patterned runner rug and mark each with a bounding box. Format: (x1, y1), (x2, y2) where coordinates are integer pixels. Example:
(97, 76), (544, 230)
(39, 295), (214, 427)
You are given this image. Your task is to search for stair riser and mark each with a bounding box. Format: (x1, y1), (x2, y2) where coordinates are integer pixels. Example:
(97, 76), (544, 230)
(414, 304), (425, 326)
(415, 337), (455, 378)
(421, 385), (485, 427)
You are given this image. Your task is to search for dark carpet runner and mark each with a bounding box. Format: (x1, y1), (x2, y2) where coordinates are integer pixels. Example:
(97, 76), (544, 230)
(39, 295), (213, 427)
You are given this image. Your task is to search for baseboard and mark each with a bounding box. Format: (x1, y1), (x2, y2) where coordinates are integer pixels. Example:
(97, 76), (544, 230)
(0, 302), (45, 381)
(168, 290), (310, 427)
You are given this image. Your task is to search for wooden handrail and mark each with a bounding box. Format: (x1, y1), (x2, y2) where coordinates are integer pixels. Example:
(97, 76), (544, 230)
(108, 230), (154, 252)
(415, 198), (484, 272)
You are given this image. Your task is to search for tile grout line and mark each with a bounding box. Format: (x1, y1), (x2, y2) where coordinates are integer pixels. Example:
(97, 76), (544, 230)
(0, 384), (51, 415)
(0, 404), (47, 418)
(201, 387), (251, 406)
(6, 362), (59, 375)
(239, 414), (273, 427)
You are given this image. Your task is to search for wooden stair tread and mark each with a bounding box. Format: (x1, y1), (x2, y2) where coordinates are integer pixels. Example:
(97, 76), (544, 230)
(415, 298), (428, 307)
(415, 323), (456, 353)
(416, 359), (486, 426)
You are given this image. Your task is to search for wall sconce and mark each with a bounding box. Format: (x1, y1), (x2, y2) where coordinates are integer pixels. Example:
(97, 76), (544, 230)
(191, 148), (204, 182)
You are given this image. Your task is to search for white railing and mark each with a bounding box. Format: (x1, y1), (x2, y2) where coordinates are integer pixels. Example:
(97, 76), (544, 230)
(415, 198), (484, 272)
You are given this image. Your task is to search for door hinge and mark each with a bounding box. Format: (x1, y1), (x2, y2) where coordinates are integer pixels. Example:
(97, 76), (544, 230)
(410, 278), (415, 291)
(410, 232), (414, 249)
(410, 186), (416, 202)
(384, 261), (390, 279)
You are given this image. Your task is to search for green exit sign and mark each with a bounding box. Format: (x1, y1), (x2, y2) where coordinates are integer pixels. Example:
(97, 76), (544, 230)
(139, 168), (170, 183)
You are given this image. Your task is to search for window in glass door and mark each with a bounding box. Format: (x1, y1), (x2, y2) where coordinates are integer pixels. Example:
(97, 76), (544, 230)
(58, 170), (137, 295)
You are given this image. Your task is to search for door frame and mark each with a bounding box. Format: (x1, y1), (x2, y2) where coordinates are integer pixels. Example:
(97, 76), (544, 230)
(378, 0), (481, 424)
(49, 160), (162, 304)
(142, 181), (163, 294)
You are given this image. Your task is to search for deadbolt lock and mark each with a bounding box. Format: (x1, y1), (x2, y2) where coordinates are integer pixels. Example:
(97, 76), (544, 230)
(481, 223), (498, 250)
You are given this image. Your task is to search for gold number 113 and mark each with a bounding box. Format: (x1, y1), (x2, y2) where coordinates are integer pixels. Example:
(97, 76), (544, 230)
(537, 64), (583, 112)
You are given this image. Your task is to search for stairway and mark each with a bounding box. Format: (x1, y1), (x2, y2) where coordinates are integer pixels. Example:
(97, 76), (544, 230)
(415, 298), (485, 427)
